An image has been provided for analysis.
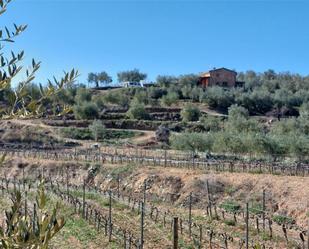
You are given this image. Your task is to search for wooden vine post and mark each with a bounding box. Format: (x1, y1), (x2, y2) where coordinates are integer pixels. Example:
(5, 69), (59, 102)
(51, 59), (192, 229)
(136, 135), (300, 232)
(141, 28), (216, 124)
(117, 174), (120, 198)
(82, 179), (86, 218)
(108, 190), (112, 242)
(173, 217), (179, 249)
(189, 192), (192, 238)
(307, 217), (309, 249)
(66, 165), (69, 199)
(143, 180), (147, 210)
(206, 180), (213, 218)
(245, 202), (249, 249)
(140, 201), (145, 249)
(262, 189), (266, 231)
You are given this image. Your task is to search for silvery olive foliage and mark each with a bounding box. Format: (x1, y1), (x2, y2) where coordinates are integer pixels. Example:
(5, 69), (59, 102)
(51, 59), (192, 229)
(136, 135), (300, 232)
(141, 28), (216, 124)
(0, 180), (65, 249)
(0, 0), (76, 247)
(0, 156), (65, 249)
(0, 0), (79, 118)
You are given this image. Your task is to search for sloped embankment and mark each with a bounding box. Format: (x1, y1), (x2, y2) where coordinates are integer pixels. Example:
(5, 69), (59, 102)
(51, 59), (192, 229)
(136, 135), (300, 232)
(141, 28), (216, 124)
(2, 158), (308, 228)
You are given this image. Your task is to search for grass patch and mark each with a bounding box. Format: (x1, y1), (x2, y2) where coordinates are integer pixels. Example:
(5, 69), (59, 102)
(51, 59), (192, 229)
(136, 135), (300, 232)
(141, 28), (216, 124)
(224, 186), (237, 195)
(272, 214), (295, 225)
(219, 200), (241, 213)
(249, 203), (263, 215)
(224, 219), (236, 226)
(69, 189), (127, 210)
(109, 164), (137, 179)
(60, 127), (141, 141)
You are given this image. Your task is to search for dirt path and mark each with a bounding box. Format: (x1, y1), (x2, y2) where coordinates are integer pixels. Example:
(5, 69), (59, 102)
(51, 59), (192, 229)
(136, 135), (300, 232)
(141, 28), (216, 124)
(129, 129), (155, 143)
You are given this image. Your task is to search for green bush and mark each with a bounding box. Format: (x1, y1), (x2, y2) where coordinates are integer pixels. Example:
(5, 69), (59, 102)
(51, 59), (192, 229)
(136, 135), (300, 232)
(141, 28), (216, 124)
(199, 116), (222, 132)
(75, 87), (92, 103)
(160, 92), (179, 106)
(73, 102), (99, 120)
(228, 104), (249, 120)
(127, 103), (150, 120)
(92, 95), (106, 109)
(89, 120), (106, 141)
(181, 104), (201, 122)
(202, 86), (234, 111)
(147, 86), (166, 99)
(170, 132), (213, 153)
(132, 90), (149, 105)
(103, 90), (130, 107)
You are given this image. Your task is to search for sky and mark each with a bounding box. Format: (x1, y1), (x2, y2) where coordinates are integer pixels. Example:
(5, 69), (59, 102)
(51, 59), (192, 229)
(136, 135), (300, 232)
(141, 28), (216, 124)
(2, 0), (309, 85)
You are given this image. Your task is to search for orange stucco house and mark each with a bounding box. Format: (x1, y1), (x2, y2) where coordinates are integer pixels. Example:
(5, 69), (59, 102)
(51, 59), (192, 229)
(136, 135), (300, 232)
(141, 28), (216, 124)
(199, 67), (239, 87)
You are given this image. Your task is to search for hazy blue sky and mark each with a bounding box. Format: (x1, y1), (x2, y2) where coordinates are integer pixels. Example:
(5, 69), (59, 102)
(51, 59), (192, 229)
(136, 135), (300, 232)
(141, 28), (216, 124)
(2, 0), (309, 84)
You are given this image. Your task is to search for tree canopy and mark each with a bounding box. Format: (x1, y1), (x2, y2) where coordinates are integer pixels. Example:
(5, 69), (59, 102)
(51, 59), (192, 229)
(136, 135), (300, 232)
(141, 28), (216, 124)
(88, 71), (112, 88)
(117, 69), (147, 82)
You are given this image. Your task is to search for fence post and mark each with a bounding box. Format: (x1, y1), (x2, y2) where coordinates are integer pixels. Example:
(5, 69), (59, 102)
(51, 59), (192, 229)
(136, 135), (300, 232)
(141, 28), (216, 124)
(143, 180), (147, 211)
(189, 192), (192, 238)
(66, 166), (69, 199)
(117, 175), (120, 198)
(140, 201), (145, 249)
(32, 203), (37, 232)
(206, 180), (212, 218)
(245, 203), (249, 249)
(199, 225), (202, 249)
(82, 180), (86, 218)
(108, 190), (112, 242)
(262, 189), (266, 231)
(307, 217), (309, 249)
(24, 191), (28, 218)
(22, 167), (25, 191)
(173, 217), (179, 249)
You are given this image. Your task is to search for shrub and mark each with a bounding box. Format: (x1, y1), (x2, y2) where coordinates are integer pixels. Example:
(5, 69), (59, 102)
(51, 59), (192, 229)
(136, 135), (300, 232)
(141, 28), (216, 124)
(202, 86), (234, 111)
(181, 104), (201, 122)
(89, 120), (106, 141)
(155, 125), (170, 143)
(103, 91), (130, 107)
(147, 86), (166, 99)
(127, 103), (150, 120)
(228, 104), (249, 120)
(74, 87), (92, 103)
(160, 92), (179, 106)
(73, 102), (99, 120)
(131, 90), (148, 105)
(170, 132), (213, 154)
(190, 87), (203, 102)
(199, 116), (222, 132)
(92, 95), (106, 110)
